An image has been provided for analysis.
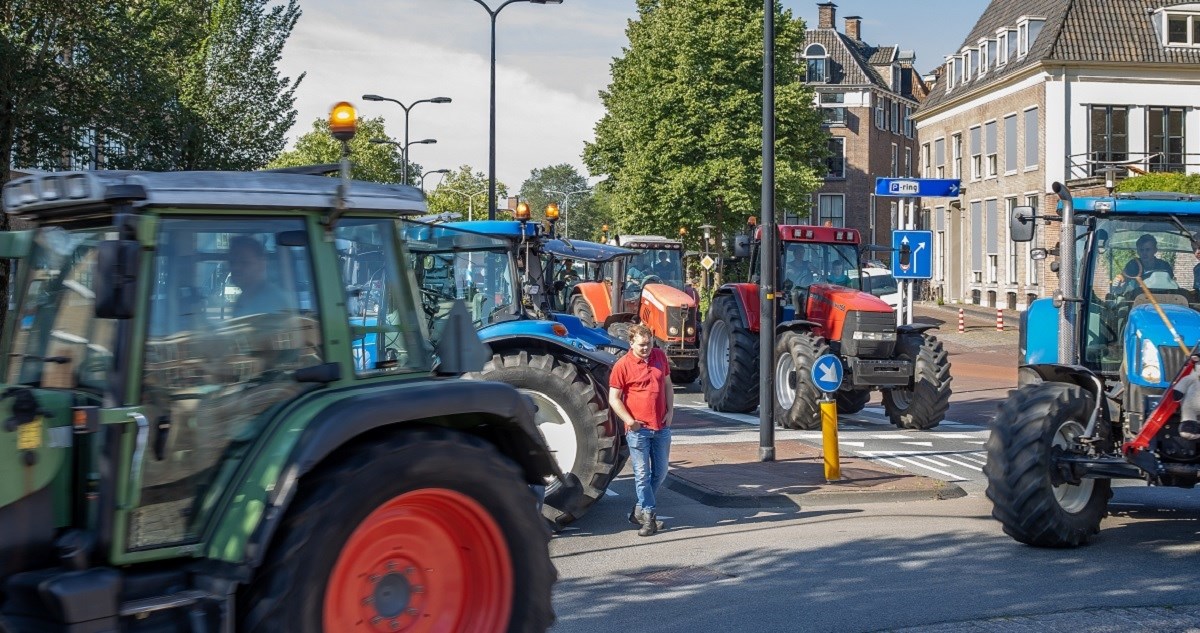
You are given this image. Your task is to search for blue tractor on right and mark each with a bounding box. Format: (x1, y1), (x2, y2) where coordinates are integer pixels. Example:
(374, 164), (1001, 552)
(986, 183), (1200, 547)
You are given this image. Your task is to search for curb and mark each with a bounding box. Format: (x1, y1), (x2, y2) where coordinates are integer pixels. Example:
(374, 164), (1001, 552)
(665, 474), (967, 509)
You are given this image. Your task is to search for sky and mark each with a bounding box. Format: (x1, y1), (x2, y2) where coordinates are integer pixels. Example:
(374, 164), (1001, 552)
(276, 1), (988, 193)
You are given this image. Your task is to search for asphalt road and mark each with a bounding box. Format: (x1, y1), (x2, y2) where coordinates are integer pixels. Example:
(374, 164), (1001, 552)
(549, 327), (1200, 631)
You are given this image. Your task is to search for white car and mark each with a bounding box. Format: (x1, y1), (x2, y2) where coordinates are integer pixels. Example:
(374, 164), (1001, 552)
(849, 267), (900, 311)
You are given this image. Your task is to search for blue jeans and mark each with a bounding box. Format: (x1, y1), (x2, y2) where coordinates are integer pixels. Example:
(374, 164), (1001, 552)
(627, 427), (671, 513)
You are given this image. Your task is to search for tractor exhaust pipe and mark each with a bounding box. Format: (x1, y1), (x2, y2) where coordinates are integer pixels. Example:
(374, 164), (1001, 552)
(1052, 182), (1078, 365)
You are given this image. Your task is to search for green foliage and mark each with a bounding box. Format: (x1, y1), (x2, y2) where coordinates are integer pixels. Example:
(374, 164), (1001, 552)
(1116, 173), (1200, 195)
(268, 117), (404, 183)
(584, 0), (827, 244)
(518, 164), (597, 236)
(426, 166), (509, 220)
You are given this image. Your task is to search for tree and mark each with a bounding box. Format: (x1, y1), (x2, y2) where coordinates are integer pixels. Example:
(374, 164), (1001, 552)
(518, 163), (596, 237)
(268, 116), (404, 183)
(427, 166), (508, 220)
(1116, 172), (1200, 195)
(583, 0), (827, 244)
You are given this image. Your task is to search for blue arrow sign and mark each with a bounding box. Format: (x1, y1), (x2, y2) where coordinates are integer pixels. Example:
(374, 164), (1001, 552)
(810, 353), (844, 394)
(874, 178), (962, 198)
(892, 230), (933, 280)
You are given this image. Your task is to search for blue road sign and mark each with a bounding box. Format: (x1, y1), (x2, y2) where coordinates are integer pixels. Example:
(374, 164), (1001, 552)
(874, 178), (962, 198)
(810, 353), (843, 394)
(892, 230), (933, 280)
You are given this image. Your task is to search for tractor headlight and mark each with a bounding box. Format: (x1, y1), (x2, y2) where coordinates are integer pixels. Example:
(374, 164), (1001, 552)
(669, 326), (679, 335)
(1141, 339), (1162, 383)
(687, 326), (696, 336)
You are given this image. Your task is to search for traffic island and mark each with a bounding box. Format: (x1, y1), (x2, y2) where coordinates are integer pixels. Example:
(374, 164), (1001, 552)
(666, 440), (966, 508)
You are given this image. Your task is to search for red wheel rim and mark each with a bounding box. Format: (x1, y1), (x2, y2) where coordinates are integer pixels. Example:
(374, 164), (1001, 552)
(323, 488), (513, 632)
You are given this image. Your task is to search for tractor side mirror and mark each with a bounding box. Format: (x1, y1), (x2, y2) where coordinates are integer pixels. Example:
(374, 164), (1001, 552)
(1029, 248), (1048, 261)
(732, 235), (751, 259)
(95, 240), (140, 320)
(1010, 205), (1036, 242)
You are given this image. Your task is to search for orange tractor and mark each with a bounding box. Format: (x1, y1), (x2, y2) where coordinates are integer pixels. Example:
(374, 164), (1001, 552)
(563, 235), (701, 383)
(701, 224), (952, 430)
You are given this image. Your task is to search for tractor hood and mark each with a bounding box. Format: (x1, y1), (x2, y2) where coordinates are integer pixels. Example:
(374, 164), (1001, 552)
(642, 283), (697, 311)
(810, 283), (894, 314)
(1124, 303), (1200, 388)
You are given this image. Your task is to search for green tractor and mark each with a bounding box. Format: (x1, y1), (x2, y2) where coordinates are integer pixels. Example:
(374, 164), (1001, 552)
(0, 112), (559, 630)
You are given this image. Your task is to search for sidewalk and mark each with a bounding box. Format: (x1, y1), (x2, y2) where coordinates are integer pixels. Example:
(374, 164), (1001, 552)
(666, 439), (965, 509)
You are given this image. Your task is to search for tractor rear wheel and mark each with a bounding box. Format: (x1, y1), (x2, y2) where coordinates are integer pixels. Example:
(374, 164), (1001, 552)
(774, 331), (829, 430)
(882, 333), (952, 430)
(474, 351), (616, 528)
(242, 428), (555, 632)
(984, 383), (1111, 547)
(570, 295), (596, 328)
(836, 388), (872, 415)
(701, 295), (759, 412)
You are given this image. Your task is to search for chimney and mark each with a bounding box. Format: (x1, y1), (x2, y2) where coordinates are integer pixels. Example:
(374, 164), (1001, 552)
(845, 15), (861, 41)
(818, 2), (837, 30)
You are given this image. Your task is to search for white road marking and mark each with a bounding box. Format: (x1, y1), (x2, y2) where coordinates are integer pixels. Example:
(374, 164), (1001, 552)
(870, 452), (964, 480)
(902, 441), (934, 447)
(872, 434), (911, 439)
(839, 441), (866, 447)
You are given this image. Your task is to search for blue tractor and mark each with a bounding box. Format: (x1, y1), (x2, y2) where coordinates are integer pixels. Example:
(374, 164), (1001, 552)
(987, 184), (1200, 546)
(407, 215), (630, 528)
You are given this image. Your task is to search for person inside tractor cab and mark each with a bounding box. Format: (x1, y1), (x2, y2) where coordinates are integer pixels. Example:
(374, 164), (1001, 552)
(1113, 233), (1175, 296)
(781, 255), (813, 292)
(229, 235), (292, 317)
(826, 260), (851, 286)
(652, 251), (675, 279)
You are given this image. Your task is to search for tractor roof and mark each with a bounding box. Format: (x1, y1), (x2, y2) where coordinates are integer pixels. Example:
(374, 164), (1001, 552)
(755, 225), (861, 245)
(616, 235), (683, 249)
(541, 238), (635, 263)
(1073, 191), (1200, 216)
(2, 170), (426, 224)
(446, 220), (544, 239)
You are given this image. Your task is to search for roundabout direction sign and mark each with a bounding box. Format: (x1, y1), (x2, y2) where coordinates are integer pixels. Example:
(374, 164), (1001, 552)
(810, 353), (843, 394)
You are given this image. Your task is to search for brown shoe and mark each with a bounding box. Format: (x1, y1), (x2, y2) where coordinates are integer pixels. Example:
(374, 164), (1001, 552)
(638, 511), (659, 537)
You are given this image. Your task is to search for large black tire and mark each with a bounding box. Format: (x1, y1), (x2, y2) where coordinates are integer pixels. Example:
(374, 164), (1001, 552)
(473, 351), (616, 527)
(774, 331), (830, 430)
(241, 428), (555, 632)
(671, 366), (700, 384)
(570, 295), (596, 328)
(984, 383), (1112, 547)
(836, 388), (872, 415)
(701, 295), (759, 412)
(882, 333), (952, 430)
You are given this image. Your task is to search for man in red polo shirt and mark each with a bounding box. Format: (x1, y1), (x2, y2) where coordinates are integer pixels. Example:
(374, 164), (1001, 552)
(609, 324), (674, 536)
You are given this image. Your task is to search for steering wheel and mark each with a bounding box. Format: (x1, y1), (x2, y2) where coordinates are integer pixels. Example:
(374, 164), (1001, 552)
(419, 287), (444, 318)
(639, 274), (665, 289)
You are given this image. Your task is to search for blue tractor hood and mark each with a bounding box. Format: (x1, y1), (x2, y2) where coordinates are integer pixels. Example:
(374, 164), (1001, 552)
(1124, 303), (1200, 387)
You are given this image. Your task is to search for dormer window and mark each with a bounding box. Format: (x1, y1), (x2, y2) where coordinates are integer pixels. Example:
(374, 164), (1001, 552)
(978, 41), (989, 74)
(1017, 17), (1046, 57)
(1005, 28), (1018, 60)
(987, 38), (998, 69)
(962, 50), (973, 82)
(804, 43), (829, 83)
(1159, 6), (1200, 47)
(945, 59), (956, 90)
(997, 31), (1009, 65)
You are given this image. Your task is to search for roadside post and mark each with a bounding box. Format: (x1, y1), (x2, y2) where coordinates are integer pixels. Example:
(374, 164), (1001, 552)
(811, 353), (844, 482)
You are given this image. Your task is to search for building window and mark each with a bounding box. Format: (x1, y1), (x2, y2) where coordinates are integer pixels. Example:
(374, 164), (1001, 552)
(1006, 28), (1018, 60)
(987, 38), (998, 70)
(817, 194), (845, 227)
(805, 44), (829, 82)
(1018, 17), (1045, 56)
(934, 206), (946, 282)
(822, 107), (847, 125)
(970, 200), (983, 280)
(934, 138), (946, 179)
(979, 40), (989, 73)
(962, 51), (972, 82)
(946, 60), (956, 90)
(891, 143), (898, 177)
(826, 137), (845, 179)
(1025, 194), (1040, 286)
(1004, 114), (1018, 174)
(1006, 197), (1019, 284)
(997, 31), (1009, 65)
(905, 147), (912, 178)
(985, 199), (999, 283)
(969, 126), (982, 180)
(952, 133), (962, 179)
(984, 120), (998, 177)
(1148, 106), (1186, 172)
(875, 97), (885, 130)
(953, 55), (963, 87)
(922, 143), (931, 177)
(1023, 107), (1039, 170)
(1165, 12), (1200, 46)
(1089, 105), (1129, 176)
(891, 101), (900, 134)
(904, 106), (913, 138)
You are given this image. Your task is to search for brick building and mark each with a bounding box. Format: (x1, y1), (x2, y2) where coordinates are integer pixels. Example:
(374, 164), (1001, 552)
(801, 2), (928, 246)
(913, 0), (1200, 309)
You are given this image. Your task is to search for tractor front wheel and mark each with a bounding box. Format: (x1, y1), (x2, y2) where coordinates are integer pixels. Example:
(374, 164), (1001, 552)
(474, 352), (617, 528)
(241, 429), (555, 632)
(570, 295), (596, 328)
(774, 331), (829, 430)
(701, 295), (759, 412)
(882, 333), (952, 430)
(984, 383), (1111, 547)
(836, 388), (872, 415)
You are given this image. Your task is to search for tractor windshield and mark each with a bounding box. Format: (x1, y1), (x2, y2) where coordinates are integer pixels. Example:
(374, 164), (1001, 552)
(780, 241), (860, 291)
(627, 248), (684, 289)
(6, 227), (116, 393)
(403, 221), (519, 340)
(1081, 215), (1200, 374)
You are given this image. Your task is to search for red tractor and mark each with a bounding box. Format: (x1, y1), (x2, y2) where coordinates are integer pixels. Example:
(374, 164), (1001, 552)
(700, 224), (952, 430)
(565, 235), (701, 383)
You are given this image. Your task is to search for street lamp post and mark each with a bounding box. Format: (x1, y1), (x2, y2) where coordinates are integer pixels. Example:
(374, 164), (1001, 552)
(544, 187), (589, 238)
(446, 186), (489, 221)
(362, 94), (452, 185)
(470, 0), (563, 220)
(370, 138), (437, 184)
(421, 169), (451, 192)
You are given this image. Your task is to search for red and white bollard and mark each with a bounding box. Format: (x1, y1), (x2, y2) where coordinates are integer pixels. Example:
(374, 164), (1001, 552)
(957, 308), (965, 333)
(996, 308), (1004, 332)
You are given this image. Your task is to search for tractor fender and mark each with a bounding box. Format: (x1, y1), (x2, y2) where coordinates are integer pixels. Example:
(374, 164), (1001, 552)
(1018, 363), (1104, 400)
(775, 319), (822, 335)
(484, 333), (620, 394)
(572, 281), (614, 323)
(897, 323), (938, 335)
(601, 311), (637, 329)
(245, 379), (557, 569)
(715, 283), (761, 333)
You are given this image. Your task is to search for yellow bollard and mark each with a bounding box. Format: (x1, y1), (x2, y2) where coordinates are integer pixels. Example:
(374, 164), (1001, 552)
(821, 397), (840, 482)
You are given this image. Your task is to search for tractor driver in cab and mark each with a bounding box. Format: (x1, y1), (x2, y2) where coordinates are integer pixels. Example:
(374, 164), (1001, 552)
(1113, 233), (1174, 295)
(781, 255), (813, 292)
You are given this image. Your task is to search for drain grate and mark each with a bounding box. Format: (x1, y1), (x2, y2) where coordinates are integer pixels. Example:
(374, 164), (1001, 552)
(625, 566), (737, 586)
